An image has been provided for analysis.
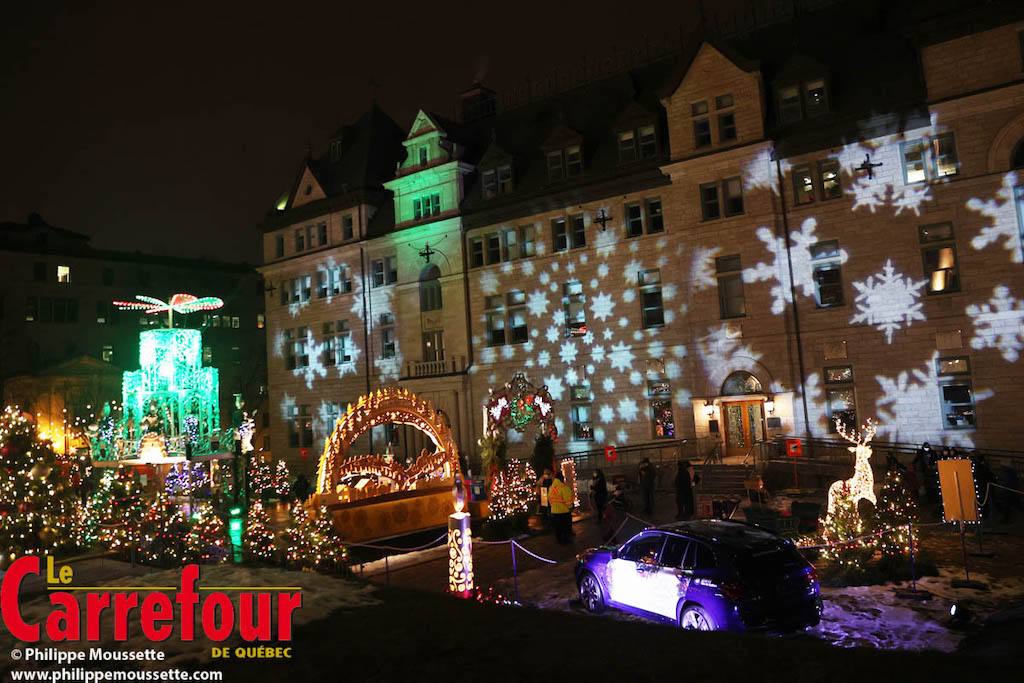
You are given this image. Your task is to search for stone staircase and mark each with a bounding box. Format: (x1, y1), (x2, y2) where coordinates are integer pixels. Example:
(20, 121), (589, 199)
(695, 464), (753, 497)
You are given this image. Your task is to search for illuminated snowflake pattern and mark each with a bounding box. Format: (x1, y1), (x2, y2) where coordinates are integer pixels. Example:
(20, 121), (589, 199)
(967, 171), (1023, 264)
(608, 342), (635, 372)
(599, 405), (616, 424)
(527, 289), (550, 317)
(589, 292), (615, 321)
(616, 398), (640, 422)
(294, 329), (327, 389)
(544, 375), (565, 401)
(743, 218), (847, 315)
(967, 286), (1024, 362)
(850, 260), (927, 343)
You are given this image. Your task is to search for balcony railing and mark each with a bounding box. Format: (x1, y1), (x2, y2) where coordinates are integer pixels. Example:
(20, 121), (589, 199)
(403, 356), (466, 379)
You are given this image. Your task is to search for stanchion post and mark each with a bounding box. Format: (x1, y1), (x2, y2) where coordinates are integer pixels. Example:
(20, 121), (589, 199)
(511, 542), (519, 604)
(384, 551), (390, 587)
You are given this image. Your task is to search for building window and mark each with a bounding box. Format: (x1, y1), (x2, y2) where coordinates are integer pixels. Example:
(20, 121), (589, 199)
(571, 385), (594, 441)
(547, 145), (582, 182)
(638, 125), (656, 158)
(625, 203), (644, 238)
(819, 159), (842, 200)
(294, 228), (305, 252)
(793, 164), (815, 205)
(564, 281), (586, 338)
(295, 327), (309, 368)
(203, 346), (213, 364)
(485, 295), (505, 346)
(56, 265), (70, 284)
(469, 237), (484, 268)
(723, 177), (744, 216)
(902, 134), (959, 184)
(420, 265), (442, 311)
(316, 222), (327, 246)
(318, 265), (351, 298)
(715, 93), (733, 109)
(96, 300), (108, 324)
(413, 193), (441, 220)
(102, 267), (115, 285)
(380, 314), (396, 358)
(33, 262), (46, 282)
(937, 357), (977, 430)
(423, 330), (445, 362)
(508, 290), (528, 343)
(418, 146), (428, 166)
(520, 225), (535, 257)
(324, 321), (352, 366)
(777, 79), (829, 124)
(694, 118), (711, 148)
(287, 404), (299, 447)
(101, 345), (114, 362)
(482, 169), (497, 197)
(639, 269), (664, 328)
(920, 223), (960, 294)
(825, 387), (856, 433)
(483, 164), (513, 197)
(718, 113), (736, 142)
(257, 313), (265, 329)
(342, 214), (354, 240)
(618, 129), (637, 162)
(646, 199), (664, 234)
(570, 214), (586, 249)
(811, 240), (844, 307)
(700, 183), (720, 220)
(648, 379), (675, 438)
(716, 254), (745, 318)
(372, 257), (398, 287)
(25, 296), (37, 322)
(551, 216), (586, 252)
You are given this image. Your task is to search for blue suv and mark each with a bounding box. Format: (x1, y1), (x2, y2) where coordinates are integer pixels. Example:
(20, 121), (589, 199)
(575, 520), (822, 632)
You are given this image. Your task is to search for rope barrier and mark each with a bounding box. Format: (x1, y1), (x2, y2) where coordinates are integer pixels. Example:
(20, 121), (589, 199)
(343, 532), (448, 552)
(978, 481), (1024, 507)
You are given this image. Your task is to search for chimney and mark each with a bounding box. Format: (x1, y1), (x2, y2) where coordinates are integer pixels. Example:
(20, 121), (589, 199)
(460, 82), (498, 123)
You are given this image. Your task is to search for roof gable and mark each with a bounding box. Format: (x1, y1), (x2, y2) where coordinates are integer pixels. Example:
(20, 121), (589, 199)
(408, 110), (446, 140)
(289, 163), (328, 209)
(541, 122), (583, 151)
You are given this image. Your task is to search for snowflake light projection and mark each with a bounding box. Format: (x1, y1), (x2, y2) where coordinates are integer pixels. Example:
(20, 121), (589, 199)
(967, 285), (1024, 362)
(967, 171), (1023, 264)
(697, 324), (762, 381)
(874, 353), (992, 448)
(837, 133), (934, 216)
(743, 218), (848, 314)
(294, 328), (327, 389)
(850, 260), (927, 343)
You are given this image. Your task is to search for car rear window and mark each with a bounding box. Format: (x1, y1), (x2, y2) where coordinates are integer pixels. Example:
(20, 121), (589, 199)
(735, 544), (805, 578)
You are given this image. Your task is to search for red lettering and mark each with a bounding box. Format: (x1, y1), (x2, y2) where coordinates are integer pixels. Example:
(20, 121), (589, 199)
(45, 592), (80, 641)
(85, 592), (110, 641)
(239, 593), (271, 641)
(176, 565), (200, 641)
(277, 592), (302, 640)
(113, 592), (138, 641)
(0, 557), (40, 642)
(141, 593), (174, 641)
(202, 593), (234, 642)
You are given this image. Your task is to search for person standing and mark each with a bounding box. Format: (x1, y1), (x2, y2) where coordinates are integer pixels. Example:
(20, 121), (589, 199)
(674, 461), (692, 520)
(549, 471), (573, 543)
(590, 470), (608, 526)
(639, 458), (656, 516)
(538, 468), (553, 523)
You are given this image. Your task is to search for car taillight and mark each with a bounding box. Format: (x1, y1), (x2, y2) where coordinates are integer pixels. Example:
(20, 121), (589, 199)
(721, 580), (752, 601)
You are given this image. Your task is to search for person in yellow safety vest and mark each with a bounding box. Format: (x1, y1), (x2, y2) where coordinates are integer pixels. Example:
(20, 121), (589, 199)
(549, 471), (573, 544)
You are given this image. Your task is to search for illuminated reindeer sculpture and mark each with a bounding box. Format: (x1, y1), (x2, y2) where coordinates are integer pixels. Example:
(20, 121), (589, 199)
(826, 418), (878, 518)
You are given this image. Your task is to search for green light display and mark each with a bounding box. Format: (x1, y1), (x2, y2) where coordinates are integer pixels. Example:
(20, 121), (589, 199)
(122, 329), (220, 456)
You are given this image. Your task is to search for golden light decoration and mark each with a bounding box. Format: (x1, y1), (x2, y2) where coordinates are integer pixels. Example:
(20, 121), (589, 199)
(826, 418), (878, 521)
(315, 387), (462, 496)
(136, 432), (169, 462)
(447, 520), (474, 597)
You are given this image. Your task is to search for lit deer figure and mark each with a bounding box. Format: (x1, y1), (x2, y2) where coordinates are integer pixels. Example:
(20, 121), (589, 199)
(827, 418), (878, 517)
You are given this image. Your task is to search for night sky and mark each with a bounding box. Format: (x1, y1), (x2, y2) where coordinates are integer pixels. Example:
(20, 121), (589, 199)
(0, 1), (713, 263)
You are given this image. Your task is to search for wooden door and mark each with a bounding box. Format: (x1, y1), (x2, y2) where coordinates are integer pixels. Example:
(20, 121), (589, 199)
(723, 401), (766, 459)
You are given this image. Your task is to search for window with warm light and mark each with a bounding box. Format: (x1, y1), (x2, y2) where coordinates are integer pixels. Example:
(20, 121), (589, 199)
(920, 223), (960, 294)
(57, 265), (71, 284)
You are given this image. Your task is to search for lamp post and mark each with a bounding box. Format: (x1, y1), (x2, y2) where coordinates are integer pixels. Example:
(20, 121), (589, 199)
(447, 476), (474, 598)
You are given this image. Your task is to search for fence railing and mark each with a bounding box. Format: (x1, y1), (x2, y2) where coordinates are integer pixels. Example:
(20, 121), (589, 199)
(403, 356), (466, 378)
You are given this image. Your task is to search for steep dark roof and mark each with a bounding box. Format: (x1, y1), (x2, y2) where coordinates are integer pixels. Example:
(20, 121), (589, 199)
(314, 102), (408, 197)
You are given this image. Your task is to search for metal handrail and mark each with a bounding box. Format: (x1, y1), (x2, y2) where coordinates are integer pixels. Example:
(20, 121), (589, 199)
(703, 442), (722, 466)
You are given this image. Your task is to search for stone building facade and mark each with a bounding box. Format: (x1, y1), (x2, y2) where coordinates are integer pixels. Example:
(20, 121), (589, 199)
(260, 1), (1024, 474)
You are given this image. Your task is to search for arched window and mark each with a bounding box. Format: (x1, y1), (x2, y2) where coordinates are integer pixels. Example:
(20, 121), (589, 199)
(419, 264), (442, 312)
(1011, 139), (1024, 169)
(721, 371), (763, 396)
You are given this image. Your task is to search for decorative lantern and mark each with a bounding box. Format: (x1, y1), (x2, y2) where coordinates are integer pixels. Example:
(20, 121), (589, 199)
(448, 476), (474, 598)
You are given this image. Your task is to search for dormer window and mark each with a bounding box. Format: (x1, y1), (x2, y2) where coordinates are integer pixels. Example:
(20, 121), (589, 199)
(618, 125), (657, 163)
(777, 78), (830, 124)
(329, 140), (342, 162)
(418, 145), (429, 166)
(482, 164), (512, 198)
(547, 145), (582, 182)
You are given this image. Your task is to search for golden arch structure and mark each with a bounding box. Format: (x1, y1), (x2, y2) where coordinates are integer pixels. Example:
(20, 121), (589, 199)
(312, 387), (463, 542)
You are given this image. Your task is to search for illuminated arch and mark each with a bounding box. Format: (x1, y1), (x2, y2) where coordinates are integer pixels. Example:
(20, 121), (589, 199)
(315, 387), (461, 495)
(987, 111), (1024, 172)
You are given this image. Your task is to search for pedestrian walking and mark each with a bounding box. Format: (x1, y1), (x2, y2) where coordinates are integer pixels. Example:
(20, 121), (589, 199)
(549, 471), (573, 544)
(590, 470), (607, 526)
(639, 458), (656, 516)
(538, 468), (553, 522)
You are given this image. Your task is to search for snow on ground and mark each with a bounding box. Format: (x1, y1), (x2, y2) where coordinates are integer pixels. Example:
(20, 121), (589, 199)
(2, 566), (379, 668)
(490, 564), (1024, 652)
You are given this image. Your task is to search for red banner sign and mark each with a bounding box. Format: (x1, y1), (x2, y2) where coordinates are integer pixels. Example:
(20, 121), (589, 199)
(604, 445), (617, 462)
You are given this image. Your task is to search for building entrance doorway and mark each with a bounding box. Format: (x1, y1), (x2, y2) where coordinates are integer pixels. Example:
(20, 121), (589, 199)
(723, 401), (766, 459)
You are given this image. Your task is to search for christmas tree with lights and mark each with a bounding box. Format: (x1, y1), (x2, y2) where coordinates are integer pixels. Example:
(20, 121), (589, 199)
(0, 407), (81, 566)
(488, 459), (537, 521)
(283, 502), (314, 570)
(139, 494), (190, 566)
(248, 457), (273, 499)
(274, 459), (291, 499)
(182, 503), (227, 564)
(244, 500), (276, 562)
(309, 505), (347, 574)
(819, 481), (874, 571)
(875, 466), (918, 559)
(85, 466), (145, 554)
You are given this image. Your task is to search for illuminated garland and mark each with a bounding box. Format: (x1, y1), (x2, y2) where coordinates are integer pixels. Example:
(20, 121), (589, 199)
(84, 466), (144, 554)
(488, 459), (537, 521)
(875, 468), (918, 558)
(248, 457), (273, 497)
(818, 481), (871, 568)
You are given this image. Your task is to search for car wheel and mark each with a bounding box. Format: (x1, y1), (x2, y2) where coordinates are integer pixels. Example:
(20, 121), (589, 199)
(579, 572), (606, 614)
(679, 604), (715, 631)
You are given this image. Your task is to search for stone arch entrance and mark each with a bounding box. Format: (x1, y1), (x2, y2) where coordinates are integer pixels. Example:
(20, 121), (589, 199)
(717, 371), (769, 460)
